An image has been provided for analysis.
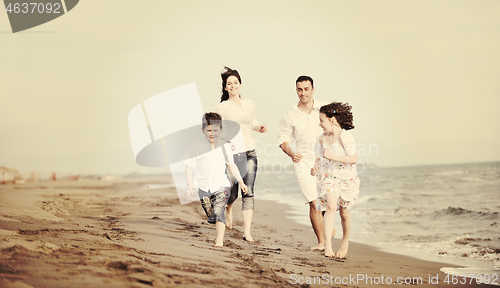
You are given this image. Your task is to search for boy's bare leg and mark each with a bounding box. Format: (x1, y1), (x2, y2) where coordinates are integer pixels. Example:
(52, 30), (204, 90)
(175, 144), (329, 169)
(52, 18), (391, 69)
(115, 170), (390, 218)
(336, 207), (351, 258)
(215, 221), (225, 247)
(323, 193), (337, 257)
(242, 209), (254, 241)
(225, 203), (233, 229)
(309, 200), (325, 251)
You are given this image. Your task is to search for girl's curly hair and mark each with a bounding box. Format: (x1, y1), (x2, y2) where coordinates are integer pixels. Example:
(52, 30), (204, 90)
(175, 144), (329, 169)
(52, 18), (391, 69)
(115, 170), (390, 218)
(320, 102), (355, 130)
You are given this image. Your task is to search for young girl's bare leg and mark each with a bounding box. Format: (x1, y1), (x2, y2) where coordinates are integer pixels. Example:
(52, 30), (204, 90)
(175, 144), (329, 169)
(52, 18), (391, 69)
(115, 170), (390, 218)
(215, 221), (225, 247)
(336, 207), (351, 258)
(323, 193), (338, 257)
(321, 211), (336, 239)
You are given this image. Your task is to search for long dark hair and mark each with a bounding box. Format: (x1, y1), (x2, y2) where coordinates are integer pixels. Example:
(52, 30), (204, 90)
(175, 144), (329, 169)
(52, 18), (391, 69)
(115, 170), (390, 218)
(220, 66), (242, 103)
(320, 102), (355, 130)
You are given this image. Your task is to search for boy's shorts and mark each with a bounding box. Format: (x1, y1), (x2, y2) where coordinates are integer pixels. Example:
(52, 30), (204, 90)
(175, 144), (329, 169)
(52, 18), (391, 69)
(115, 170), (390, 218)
(198, 187), (230, 224)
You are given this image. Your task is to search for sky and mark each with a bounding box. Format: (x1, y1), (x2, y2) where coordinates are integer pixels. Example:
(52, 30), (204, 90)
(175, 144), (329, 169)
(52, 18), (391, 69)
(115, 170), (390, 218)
(1, 0), (499, 175)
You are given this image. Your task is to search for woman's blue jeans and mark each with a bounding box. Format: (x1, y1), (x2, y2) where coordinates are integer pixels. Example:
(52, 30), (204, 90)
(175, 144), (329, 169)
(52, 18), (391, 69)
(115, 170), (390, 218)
(227, 149), (257, 211)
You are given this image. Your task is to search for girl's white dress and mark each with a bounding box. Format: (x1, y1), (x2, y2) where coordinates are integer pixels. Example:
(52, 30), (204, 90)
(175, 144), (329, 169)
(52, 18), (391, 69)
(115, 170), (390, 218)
(315, 130), (360, 211)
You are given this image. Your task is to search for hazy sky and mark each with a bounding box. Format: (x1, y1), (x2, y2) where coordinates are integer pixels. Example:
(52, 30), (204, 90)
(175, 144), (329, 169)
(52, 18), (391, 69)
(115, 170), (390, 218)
(1, 0), (499, 175)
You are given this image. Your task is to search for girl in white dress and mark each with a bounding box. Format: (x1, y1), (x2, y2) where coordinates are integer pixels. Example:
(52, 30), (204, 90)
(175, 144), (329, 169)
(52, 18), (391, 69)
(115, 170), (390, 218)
(310, 102), (360, 258)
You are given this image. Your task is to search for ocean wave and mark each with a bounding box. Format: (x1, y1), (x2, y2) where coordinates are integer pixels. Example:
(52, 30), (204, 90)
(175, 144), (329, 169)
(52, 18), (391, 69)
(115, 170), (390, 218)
(393, 207), (424, 216)
(437, 235), (500, 261)
(434, 207), (500, 218)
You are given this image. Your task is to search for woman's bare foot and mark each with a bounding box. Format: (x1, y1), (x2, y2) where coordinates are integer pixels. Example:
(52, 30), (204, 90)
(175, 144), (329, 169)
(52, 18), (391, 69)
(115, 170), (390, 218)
(225, 205), (233, 229)
(310, 243), (325, 251)
(324, 245), (335, 257)
(243, 235), (254, 242)
(213, 244), (223, 248)
(336, 240), (349, 258)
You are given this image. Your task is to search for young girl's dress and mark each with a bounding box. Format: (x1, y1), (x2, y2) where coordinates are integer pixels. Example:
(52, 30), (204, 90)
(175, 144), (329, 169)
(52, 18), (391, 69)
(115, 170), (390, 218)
(316, 130), (360, 212)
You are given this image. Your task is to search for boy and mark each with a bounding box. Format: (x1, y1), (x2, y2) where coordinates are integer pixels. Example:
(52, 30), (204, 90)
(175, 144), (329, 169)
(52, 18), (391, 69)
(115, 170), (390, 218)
(184, 112), (248, 247)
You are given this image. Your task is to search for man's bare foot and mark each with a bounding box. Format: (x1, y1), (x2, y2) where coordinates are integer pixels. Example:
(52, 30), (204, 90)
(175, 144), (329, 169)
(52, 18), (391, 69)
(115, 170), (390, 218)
(310, 243), (325, 251)
(324, 245), (335, 257)
(213, 244), (223, 248)
(336, 240), (349, 258)
(225, 206), (233, 229)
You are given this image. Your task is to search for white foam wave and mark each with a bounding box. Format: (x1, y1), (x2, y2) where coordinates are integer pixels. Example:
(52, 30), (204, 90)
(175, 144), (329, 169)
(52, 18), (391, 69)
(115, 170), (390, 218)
(423, 235), (500, 263)
(393, 207), (424, 216)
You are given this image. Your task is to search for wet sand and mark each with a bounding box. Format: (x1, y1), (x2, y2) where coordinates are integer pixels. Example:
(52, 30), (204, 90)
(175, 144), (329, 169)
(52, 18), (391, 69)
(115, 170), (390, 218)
(0, 176), (493, 287)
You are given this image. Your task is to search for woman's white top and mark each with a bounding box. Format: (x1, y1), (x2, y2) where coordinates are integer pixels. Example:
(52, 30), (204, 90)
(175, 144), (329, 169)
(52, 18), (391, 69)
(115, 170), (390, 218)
(215, 98), (260, 153)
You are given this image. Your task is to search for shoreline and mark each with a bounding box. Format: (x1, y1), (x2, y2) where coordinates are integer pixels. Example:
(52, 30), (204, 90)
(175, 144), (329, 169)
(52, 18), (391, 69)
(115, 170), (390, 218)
(0, 177), (496, 287)
(256, 164), (500, 277)
(268, 195), (497, 274)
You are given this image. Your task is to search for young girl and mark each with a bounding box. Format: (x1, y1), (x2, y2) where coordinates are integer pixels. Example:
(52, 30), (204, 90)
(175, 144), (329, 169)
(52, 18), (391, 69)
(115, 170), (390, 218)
(310, 102), (360, 258)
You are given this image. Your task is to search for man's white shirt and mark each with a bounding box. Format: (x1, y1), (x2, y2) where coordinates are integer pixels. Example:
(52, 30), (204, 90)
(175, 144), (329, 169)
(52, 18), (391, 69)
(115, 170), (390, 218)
(278, 100), (327, 158)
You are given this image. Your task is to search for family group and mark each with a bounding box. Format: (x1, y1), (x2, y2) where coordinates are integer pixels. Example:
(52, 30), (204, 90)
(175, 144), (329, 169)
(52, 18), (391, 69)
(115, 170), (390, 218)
(183, 67), (360, 258)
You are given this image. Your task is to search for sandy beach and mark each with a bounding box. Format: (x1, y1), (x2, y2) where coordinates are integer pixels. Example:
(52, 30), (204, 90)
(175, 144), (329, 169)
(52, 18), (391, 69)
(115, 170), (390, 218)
(0, 176), (494, 287)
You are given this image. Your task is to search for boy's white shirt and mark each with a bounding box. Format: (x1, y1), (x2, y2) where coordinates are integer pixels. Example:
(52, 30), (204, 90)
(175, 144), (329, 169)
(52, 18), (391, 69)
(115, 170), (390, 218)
(183, 142), (234, 193)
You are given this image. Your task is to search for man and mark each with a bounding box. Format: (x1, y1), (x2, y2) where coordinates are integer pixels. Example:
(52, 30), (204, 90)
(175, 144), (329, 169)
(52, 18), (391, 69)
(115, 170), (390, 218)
(278, 76), (327, 251)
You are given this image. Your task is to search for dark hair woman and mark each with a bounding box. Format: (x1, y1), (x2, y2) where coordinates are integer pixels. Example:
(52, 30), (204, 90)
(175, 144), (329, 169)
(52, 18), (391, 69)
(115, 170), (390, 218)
(214, 66), (267, 242)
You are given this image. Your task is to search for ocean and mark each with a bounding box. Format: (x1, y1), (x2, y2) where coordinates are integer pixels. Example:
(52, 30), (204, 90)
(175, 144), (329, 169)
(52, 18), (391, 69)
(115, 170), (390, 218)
(256, 161), (500, 277)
